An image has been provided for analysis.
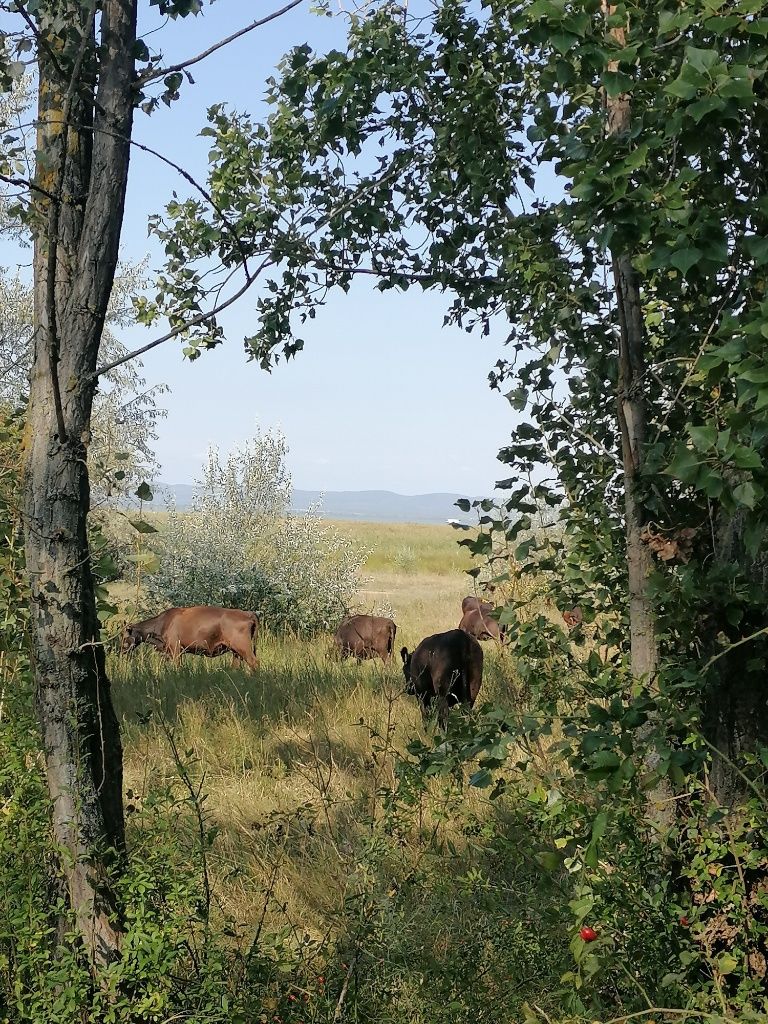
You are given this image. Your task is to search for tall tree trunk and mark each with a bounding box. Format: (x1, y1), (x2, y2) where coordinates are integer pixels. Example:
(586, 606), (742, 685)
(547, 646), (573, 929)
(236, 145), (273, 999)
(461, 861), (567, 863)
(602, 4), (658, 682)
(22, 0), (137, 967)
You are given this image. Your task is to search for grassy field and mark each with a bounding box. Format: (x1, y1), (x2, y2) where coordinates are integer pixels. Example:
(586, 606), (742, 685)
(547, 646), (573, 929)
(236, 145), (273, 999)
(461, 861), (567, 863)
(109, 520), (568, 1022)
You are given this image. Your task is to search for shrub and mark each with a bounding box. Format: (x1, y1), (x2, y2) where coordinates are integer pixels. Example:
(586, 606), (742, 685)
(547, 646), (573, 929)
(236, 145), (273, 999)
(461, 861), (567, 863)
(148, 429), (367, 634)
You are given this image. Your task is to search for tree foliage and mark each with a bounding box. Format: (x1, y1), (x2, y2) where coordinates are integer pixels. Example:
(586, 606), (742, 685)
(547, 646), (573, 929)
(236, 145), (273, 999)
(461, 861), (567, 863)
(0, 264), (167, 497)
(148, 430), (368, 634)
(148, 0), (768, 1015)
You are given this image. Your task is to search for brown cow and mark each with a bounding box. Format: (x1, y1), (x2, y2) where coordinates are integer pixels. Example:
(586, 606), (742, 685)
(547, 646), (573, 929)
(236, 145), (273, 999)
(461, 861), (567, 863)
(459, 595), (503, 642)
(334, 614), (397, 663)
(400, 629), (483, 729)
(123, 606), (259, 670)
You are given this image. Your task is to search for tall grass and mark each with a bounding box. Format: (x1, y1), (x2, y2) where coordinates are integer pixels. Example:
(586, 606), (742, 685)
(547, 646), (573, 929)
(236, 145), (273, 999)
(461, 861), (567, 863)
(110, 520), (568, 1022)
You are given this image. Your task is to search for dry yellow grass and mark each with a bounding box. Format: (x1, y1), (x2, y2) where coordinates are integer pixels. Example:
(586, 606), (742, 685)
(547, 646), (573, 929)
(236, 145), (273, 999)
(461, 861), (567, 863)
(112, 519), (518, 934)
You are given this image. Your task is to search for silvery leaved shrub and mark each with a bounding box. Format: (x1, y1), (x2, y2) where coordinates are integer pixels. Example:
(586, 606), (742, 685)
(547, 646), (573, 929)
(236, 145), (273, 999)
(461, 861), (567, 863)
(148, 430), (368, 635)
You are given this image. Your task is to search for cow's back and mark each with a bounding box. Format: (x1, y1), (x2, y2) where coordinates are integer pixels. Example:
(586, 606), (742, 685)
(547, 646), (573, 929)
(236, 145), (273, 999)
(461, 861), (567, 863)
(334, 614), (396, 660)
(165, 606), (257, 648)
(411, 629), (483, 705)
(459, 607), (501, 641)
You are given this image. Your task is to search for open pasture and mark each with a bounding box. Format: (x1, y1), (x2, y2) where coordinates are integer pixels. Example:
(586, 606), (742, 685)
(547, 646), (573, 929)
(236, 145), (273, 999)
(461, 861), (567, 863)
(109, 519), (567, 1021)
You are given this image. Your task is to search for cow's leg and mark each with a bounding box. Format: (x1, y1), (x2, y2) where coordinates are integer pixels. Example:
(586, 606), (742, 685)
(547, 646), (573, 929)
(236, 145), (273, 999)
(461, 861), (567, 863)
(436, 691), (450, 731)
(230, 641), (259, 672)
(418, 692), (432, 724)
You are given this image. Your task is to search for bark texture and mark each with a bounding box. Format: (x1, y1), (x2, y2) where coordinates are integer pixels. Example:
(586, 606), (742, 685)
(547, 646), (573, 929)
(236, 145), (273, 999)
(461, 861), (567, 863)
(23, 0), (137, 966)
(602, 4), (658, 682)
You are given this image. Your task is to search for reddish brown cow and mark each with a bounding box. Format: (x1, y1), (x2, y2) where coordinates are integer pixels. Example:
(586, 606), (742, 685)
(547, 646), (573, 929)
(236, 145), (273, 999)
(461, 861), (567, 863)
(123, 606), (259, 670)
(401, 629), (483, 729)
(461, 595), (494, 615)
(459, 595), (503, 642)
(334, 614), (397, 663)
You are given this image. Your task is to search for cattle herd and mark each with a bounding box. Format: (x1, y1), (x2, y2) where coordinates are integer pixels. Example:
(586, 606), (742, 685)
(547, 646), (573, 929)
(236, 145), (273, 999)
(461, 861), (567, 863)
(123, 593), (504, 729)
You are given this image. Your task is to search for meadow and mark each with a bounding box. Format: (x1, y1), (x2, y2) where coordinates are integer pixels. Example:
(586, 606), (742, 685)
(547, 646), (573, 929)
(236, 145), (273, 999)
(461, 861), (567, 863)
(109, 520), (570, 1023)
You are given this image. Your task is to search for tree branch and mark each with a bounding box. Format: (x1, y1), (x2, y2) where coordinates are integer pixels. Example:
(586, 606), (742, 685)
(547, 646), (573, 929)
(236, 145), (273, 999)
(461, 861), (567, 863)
(92, 262), (268, 378)
(137, 0), (304, 86)
(0, 171), (60, 204)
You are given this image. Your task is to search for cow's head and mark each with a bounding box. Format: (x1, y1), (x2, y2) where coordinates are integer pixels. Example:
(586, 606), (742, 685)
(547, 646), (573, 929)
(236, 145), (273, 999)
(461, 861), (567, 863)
(562, 606), (583, 629)
(121, 626), (143, 653)
(400, 646), (415, 693)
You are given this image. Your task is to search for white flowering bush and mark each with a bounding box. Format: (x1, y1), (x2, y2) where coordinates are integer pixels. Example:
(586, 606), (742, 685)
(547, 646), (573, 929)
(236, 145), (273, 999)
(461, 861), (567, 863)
(148, 430), (368, 635)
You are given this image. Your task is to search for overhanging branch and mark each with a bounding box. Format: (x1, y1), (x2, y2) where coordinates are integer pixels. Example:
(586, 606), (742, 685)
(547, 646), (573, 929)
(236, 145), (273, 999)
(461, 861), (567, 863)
(137, 0), (303, 86)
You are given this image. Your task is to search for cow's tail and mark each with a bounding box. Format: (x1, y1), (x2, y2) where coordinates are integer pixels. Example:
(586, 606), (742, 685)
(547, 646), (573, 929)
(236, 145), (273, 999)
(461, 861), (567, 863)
(249, 612), (259, 648)
(387, 622), (397, 661)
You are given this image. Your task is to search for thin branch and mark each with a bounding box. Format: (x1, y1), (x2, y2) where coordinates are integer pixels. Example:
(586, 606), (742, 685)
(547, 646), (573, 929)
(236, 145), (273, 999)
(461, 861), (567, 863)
(137, 0), (304, 86)
(0, 171), (60, 204)
(652, 279), (739, 444)
(701, 622), (768, 675)
(35, 115), (256, 283)
(92, 261), (267, 378)
(12, 0), (66, 81)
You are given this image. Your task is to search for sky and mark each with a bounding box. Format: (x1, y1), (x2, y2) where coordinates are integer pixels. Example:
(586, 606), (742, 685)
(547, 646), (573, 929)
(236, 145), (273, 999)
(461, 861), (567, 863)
(4, 1), (524, 497)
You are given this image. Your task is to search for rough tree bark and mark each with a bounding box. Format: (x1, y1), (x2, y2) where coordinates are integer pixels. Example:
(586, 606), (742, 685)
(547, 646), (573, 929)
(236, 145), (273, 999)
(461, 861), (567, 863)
(602, 3), (658, 682)
(22, 0), (137, 966)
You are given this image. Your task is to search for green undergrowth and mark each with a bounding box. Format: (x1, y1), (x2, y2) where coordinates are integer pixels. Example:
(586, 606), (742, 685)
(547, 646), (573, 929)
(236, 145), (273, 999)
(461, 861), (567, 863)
(103, 638), (573, 1024)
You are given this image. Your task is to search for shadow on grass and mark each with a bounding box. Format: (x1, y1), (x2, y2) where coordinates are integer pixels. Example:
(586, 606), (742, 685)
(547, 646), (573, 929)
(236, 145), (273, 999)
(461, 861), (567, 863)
(109, 635), (404, 732)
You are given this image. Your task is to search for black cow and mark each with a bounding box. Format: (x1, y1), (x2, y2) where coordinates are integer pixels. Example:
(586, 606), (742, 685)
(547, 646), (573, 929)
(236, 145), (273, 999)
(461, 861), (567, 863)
(400, 629), (483, 728)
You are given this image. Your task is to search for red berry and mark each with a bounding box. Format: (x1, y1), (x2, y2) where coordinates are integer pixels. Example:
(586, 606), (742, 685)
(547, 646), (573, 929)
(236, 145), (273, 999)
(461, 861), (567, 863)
(679, 915), (689, 927)
(579, 925), (598, 942)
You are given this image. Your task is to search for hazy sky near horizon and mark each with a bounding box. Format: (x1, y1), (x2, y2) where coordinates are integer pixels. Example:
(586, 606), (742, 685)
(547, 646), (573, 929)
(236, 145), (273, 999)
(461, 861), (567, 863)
(4, 2), (526, 497)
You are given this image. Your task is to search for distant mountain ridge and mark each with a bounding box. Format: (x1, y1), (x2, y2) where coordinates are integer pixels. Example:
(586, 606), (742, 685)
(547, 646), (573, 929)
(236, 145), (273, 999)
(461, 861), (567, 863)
(147, 483), (481, 525)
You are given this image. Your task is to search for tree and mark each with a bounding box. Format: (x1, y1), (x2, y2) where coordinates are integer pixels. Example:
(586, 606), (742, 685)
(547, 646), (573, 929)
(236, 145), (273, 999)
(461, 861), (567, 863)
(0, 0), (304, 969)
(0, 263), (166, 497)
(157, 0), (768, 802)
(148, 430), (367, 634)
(151, 4), (768, 1006)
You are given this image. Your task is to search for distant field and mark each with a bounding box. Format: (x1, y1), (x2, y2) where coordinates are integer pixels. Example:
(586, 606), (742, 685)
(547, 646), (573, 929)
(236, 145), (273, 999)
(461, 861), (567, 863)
(335, 518), (474, 576)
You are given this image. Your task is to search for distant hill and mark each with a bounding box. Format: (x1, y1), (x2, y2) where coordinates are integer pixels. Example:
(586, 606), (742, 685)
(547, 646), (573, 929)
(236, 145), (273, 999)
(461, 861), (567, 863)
(147, 484), (482, 525)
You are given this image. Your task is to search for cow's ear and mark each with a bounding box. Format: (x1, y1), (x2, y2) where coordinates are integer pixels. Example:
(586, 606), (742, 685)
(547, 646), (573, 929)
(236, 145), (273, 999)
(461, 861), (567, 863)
(400, 647), (409, 664)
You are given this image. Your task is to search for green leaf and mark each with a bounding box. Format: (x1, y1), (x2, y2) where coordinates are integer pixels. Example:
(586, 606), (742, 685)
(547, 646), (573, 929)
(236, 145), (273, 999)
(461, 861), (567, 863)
(670, 248), (702, 275)
(129, 519), (159, 534)
(745, 235), (768, 265)
(469, 768), (493, 788)
(688, 425), (717, 450)
(663, 446), (701, 483)
(602, 70), (633, 98)
(684, 46), (720, 73)
(731, 446), (762, 470)
(733, 481), (757, 508)
(135, 482), (154, 502)
(590, 750), (620, 769)
(128, 551), (161, 573)
(591, 811), (608, 841)
(716, 952), (739, 975)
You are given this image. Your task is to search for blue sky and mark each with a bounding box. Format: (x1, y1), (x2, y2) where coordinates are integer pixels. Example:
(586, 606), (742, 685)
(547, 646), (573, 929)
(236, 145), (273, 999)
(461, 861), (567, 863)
(9, 2), (524, 496)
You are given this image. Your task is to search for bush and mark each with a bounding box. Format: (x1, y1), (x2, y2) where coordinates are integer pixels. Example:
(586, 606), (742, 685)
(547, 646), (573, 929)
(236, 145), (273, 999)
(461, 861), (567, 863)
(148, 429), (367, 634)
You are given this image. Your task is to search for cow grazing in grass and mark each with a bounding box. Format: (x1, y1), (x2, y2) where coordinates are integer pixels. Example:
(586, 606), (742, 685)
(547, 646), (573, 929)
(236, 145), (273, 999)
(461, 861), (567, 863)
(334, 614), (397, 663)
(459, 595), (503, 642)
(400, 628), (483, 729)
(123, 606), (259, 670)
